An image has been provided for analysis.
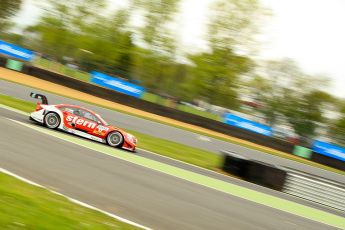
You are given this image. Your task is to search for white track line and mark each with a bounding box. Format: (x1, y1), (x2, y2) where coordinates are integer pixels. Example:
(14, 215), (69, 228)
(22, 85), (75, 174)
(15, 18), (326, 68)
(0, 167), (152, 230)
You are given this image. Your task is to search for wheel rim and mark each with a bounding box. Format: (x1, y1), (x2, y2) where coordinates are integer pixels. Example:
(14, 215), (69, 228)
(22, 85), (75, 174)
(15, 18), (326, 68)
(108, 132), (123, 146)
(45, 113), (59, 128)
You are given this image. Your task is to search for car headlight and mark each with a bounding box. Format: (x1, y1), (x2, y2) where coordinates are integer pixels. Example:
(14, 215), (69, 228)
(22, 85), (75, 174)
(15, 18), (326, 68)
(127, 133), (137, 144)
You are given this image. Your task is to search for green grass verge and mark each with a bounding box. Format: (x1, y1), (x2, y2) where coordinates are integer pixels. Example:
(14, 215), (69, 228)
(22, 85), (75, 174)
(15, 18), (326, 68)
(0, 94), (36, 112)
(176, 104), (221, 121)
(0, 172), (139, 229)
(127, 130), (221, 170)
(141, 92), (168, 106)
(33, 57), (91, 82)
(0, 94), (221, 170)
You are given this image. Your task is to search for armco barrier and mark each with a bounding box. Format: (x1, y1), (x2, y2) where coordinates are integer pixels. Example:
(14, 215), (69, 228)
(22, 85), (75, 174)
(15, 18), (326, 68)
(0, 58), (343, 171)
(222, 151), (345, 211)
(283, 168), (345, 212)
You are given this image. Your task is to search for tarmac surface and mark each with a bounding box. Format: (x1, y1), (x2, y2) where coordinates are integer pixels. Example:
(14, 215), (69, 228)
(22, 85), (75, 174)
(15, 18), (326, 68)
(0, 109), (340, 229)
(1, 79), (344, 183)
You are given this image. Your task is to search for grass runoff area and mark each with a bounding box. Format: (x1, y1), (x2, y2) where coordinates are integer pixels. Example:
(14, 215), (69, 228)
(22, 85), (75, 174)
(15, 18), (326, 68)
(0, 94), (221, 170)
(0, 172), (139, 229)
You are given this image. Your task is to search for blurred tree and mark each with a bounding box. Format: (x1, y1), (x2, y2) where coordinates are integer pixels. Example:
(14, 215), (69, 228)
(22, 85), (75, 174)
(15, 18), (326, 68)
(247, 75), (281, 126)
(130, 0), (179, 56)
(247, 58), (334, 139)
(281, 90), (334, 139)
(0, 33), (25, 46)
(26, 0), (138, 76)
(0, 0), (22, 31)
(182, 48), (252, 108)
(208, 0), (268, 53)
(25, 0), (107, 60)
(329, 101), (345, 146)
(23, 0), (268, 106)
(128, 0), (180, 94)
(180, 0), (265, 108)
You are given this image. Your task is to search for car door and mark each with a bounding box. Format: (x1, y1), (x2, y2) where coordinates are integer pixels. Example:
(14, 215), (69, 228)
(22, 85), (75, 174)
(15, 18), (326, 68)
(74, 109), (100, 135)
(59, 106), (81, 129)
(83, 110), (110, 137)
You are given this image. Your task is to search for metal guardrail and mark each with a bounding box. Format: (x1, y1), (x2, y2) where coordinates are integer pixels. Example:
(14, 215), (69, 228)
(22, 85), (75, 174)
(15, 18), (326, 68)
(282, 168), (345, 212)
(221, 151), (345, 212)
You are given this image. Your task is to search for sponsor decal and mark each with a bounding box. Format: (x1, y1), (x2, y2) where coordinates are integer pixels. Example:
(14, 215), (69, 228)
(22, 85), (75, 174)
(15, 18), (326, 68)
(0, 40), (34, 61)
(97, 125), (109, 132)
(66, 115), (97, 129)
(223, 113), (272, 136)
(90, 71), (145, 98)
(93, 125), (109, 135)
(312, 140), (345, 162)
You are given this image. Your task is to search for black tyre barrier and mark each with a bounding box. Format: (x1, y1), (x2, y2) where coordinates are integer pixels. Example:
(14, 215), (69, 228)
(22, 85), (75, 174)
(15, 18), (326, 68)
(222, 151), (287, 191)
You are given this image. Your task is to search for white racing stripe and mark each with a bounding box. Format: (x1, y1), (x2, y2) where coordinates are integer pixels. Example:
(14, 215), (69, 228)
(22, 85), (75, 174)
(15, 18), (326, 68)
(0, 168), (152, 230)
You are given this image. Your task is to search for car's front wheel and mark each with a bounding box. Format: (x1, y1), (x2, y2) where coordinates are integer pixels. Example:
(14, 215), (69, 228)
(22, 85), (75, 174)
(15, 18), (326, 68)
(106, 131), (124, 147)
(44, 112), (60, 129)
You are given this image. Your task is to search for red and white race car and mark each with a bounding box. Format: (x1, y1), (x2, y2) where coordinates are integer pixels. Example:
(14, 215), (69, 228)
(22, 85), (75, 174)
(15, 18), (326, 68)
(29, 93), (137, 152)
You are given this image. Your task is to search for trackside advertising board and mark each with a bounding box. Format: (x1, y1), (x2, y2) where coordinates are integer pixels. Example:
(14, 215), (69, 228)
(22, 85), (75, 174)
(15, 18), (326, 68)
(90, 71), (144, 98)
(0, 40), (34, 61)
(223, 113), (272, 136)
(312, 140), (345, 162)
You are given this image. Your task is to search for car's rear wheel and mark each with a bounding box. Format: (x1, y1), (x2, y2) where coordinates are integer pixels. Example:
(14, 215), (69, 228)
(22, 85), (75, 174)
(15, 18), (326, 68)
(106, 131), (124, 147)
(44, 112), (60, 129)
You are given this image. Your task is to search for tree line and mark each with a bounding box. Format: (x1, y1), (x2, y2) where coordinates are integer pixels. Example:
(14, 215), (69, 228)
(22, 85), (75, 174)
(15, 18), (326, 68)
(1, 0), (345, 145)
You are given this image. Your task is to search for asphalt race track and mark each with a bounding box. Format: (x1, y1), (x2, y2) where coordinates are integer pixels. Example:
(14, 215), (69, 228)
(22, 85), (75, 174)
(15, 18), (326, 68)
(0, 109), (341, 230)
(1, 79), (344, 183)
(1, 107), (342, 216)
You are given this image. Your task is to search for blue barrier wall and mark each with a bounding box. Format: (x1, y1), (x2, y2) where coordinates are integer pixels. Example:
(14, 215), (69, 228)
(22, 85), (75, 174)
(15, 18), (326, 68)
(90, 71), (145, 98)
(312, 140), (345, 162)
(0, 40), (34, 61)
(223, 113), (272, 136)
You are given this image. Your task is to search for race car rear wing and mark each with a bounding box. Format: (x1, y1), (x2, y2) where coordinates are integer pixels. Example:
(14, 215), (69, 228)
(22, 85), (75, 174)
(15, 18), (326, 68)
(30, 92), (48, 105)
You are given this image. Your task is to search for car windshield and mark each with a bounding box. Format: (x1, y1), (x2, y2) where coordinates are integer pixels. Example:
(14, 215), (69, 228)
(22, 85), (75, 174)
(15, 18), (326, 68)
(95, 113), (108, 126)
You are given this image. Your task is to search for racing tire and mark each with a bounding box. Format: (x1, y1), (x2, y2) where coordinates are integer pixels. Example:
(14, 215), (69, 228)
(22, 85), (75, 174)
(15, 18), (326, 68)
(44, 112), (60, 129)
(106, 131), (124, 148)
